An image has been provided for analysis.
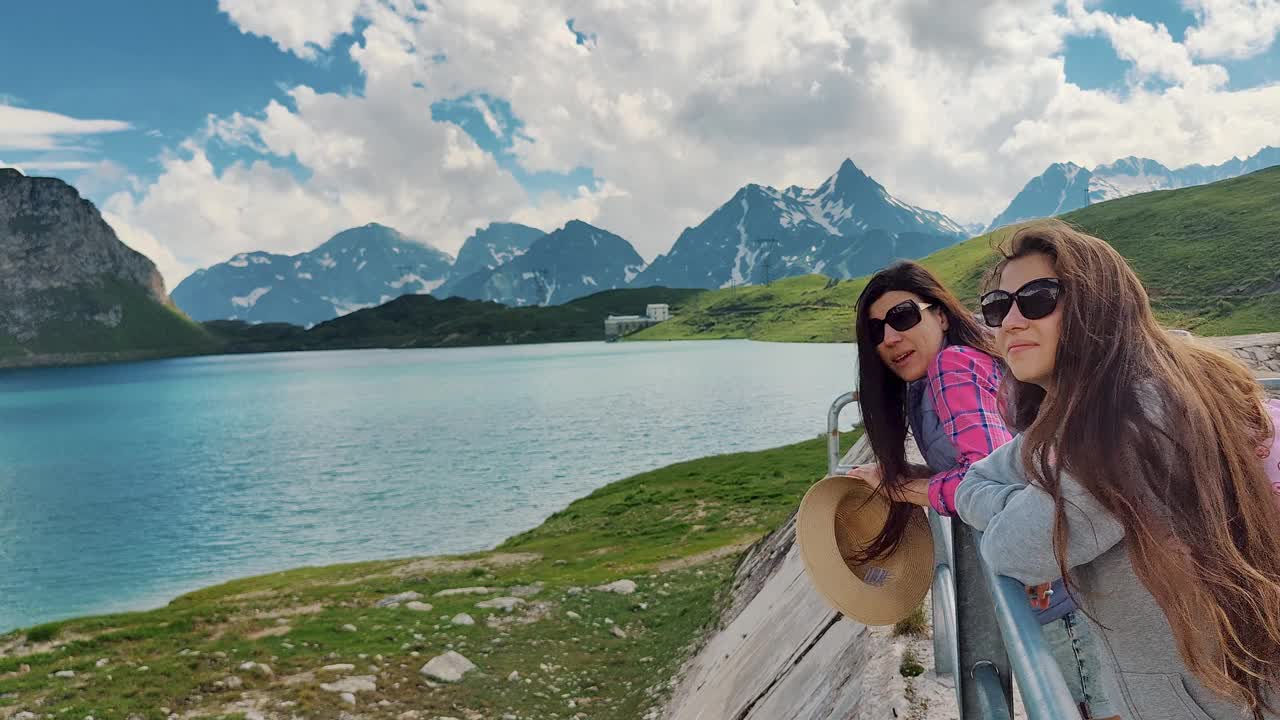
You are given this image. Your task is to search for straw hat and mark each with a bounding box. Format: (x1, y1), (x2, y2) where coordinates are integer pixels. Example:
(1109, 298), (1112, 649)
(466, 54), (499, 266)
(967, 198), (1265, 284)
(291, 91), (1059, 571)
(796, 474), (934, 626)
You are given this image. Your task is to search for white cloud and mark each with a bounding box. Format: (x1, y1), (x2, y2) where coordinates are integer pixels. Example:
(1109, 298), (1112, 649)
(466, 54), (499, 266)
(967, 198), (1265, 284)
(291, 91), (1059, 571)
(106, 0), (1280, 291)
(1183, 0), (1280, 59)
(0, 104), (131, 151)
(216, 0), (367, 60)
(1067, 2), (1228, 89)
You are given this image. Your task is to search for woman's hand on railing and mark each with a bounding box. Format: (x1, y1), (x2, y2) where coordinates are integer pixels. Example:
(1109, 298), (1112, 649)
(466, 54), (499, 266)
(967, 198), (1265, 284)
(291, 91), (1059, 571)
(840, 464), (933, 508)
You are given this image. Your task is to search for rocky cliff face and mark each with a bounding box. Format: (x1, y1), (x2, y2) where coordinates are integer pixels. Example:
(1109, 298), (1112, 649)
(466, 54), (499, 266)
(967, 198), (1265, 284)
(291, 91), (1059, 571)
(0, 168), (206, 363)
(0, 168), (169, 341)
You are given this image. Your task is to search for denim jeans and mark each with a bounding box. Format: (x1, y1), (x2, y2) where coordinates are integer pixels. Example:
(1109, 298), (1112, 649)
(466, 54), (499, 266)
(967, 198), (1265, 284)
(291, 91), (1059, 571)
(1043, 610), (1115, 718)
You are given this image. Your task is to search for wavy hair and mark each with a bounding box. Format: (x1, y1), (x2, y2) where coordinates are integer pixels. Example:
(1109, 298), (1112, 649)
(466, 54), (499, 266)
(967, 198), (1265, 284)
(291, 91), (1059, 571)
(988, 219), (1280, 718)
(853, 260), (999, 562)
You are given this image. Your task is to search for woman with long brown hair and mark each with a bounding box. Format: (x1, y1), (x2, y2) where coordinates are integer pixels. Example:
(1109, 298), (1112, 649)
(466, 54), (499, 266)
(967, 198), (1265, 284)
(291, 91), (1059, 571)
(847, 260), (1114, 718)
(956, 219), (1280, 719)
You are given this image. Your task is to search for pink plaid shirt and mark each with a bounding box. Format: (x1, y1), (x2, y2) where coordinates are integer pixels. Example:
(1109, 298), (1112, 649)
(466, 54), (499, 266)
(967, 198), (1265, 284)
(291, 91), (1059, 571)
(925, 346), (1013, 516)
(1261, 399), (1280, 502)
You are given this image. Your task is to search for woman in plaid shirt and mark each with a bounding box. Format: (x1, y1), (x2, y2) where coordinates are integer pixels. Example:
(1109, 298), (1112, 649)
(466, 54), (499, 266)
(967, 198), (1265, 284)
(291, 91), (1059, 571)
(843, 259), (1115, 719)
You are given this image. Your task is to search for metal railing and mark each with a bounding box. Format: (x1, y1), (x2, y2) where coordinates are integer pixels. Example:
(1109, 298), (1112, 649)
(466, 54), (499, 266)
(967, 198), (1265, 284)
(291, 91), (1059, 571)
(827, 392), (1082, 720)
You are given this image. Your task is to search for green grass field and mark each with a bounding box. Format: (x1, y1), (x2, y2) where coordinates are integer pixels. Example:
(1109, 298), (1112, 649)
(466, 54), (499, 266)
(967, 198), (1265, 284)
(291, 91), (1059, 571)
(0, 430), (861, 720)
(0, 277), (218, 364)
(632, 166), (1280, 342)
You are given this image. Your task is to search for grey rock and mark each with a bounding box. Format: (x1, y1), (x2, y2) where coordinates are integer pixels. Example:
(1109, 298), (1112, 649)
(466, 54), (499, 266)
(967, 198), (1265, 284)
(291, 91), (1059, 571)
(594, 579), (638, 595)
(53, 670), (75, 679)
(508, 582), (545, 597)
(320, 676), (378, 694)
(419, 651), (477, 683)
(376, 591), (424, 608)
(405, 601), (434, 612)
(475, 597), (525, 612)
(433, 586), (492, 597)
(321, 664), (356, 673)
(450, 613), (476, 626)
(339, 692), (356, 706)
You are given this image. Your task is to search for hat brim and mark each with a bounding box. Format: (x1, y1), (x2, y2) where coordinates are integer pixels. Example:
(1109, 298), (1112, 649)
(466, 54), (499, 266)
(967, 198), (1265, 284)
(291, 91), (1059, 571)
(796, 475), (934, 626)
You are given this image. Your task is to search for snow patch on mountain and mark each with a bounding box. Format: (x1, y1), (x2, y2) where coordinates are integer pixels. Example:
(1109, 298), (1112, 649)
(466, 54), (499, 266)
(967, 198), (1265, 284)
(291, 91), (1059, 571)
(323, 297), (376, 316)
(231, 287), (271, 308)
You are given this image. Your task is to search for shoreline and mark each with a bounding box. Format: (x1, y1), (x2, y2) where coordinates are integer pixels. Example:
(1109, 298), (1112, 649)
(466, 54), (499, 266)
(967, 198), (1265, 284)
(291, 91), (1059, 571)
(0, 433), (850, 719)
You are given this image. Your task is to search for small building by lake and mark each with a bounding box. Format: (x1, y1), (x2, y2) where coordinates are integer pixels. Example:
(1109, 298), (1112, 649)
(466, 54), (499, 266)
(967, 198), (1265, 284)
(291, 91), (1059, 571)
(604, 303), (670, 340)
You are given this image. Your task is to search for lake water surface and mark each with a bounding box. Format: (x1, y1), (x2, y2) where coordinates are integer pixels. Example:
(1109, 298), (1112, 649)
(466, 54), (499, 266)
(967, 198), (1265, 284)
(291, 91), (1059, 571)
(0, 340), (858, 632)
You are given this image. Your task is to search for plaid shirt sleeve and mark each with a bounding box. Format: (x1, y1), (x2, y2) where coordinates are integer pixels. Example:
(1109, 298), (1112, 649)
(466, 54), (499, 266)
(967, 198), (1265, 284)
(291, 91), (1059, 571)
(925, 346), (1013, 516)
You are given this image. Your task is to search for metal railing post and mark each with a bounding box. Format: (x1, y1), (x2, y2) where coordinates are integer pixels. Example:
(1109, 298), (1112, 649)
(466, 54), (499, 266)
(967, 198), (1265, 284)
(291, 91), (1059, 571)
(976, 534), (1084, 720)
(971, 661), (1013, 720)
(827, 391), (859, 475)
(928, 511), (957, 681)
(953, 522), (1014, 718)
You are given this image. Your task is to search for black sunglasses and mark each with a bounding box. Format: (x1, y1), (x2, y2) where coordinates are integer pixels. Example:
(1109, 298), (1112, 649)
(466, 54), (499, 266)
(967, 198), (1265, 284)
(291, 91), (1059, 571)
(979, 278), (1062, 328)
(867, 300), (933, 346)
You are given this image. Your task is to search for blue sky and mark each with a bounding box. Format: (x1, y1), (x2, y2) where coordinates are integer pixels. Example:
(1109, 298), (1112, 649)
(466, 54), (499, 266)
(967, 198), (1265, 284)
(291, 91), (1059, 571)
(0, 1), (592, 204)
(1, 1), (1278, 288)
(1062, 0), (1280, 91)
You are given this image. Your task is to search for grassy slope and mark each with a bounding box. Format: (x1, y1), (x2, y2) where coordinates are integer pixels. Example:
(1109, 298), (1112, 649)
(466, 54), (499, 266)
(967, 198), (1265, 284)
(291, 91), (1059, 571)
(0, 278), (218, 363)
(633, 166), (1280, 342)
(0, 431), (860, 720)
(207, 287), (708, 353)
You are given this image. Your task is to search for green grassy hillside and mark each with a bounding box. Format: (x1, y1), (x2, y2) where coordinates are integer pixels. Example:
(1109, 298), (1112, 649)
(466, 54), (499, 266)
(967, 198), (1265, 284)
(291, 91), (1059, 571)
(0, 278), (218, 366)
(208, 287), (707, 353)
(634, 166), (1280, 341)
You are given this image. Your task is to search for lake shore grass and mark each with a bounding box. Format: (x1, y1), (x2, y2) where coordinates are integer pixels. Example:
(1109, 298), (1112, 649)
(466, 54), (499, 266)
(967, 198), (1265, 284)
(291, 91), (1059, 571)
(0, 430), (861, 720)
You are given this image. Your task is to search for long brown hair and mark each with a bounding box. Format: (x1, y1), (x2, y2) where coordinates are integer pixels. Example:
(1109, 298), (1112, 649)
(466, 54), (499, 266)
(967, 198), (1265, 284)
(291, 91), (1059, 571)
(853, 260), (999, 562)
(989, 219), (1280, 717)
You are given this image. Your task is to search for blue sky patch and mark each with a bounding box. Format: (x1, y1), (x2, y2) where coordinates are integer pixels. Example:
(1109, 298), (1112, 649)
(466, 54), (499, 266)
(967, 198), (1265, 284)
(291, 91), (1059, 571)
(431, 93), (600, 199)
(0, 1), (364, 200)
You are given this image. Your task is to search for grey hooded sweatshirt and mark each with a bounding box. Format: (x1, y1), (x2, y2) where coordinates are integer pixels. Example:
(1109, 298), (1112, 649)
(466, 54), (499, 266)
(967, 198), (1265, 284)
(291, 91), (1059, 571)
(955, 433), (1277, 720)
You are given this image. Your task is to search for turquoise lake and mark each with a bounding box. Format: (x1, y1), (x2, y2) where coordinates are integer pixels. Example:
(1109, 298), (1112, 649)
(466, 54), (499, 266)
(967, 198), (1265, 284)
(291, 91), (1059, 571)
(0, 340), (859, 633)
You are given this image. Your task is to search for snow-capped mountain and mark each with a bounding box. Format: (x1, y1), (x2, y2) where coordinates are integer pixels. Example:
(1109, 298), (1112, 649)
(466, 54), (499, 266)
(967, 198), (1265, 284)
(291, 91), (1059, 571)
(442, 222), (545, 290)
(632, 159), (967, 290)
(445, 220), (646, 306)
(172, 223), (453, 327)
(989, 146), (1280, 230)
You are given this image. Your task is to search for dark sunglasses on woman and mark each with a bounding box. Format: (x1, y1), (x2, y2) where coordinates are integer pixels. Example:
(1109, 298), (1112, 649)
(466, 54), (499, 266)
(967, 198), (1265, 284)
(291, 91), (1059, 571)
(979, 278), (1062, 328)
(868, 300), (933, 346)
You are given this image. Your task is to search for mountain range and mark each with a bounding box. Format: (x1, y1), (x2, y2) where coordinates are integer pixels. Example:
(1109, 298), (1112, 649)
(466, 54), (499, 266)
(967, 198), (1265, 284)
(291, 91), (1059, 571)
(988, 146), (1280, 230)
(172, 223), (455, 328)
(172, 159), (969, 325)
(8, 144), (1279, 354)
(633, 159), (967, 289)
(444, 220), (648, 306)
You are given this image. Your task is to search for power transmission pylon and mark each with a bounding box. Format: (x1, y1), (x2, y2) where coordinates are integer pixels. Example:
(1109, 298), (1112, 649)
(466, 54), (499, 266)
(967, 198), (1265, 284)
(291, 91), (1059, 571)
(755, 237), (781, 286)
